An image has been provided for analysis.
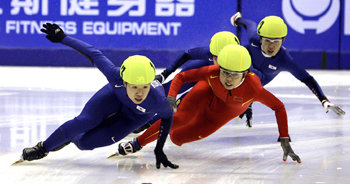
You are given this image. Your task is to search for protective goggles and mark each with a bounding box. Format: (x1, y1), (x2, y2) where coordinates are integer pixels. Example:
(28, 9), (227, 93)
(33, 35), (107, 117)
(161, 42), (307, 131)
(219, 67), (245, 78)
(261, 37), (283, 45)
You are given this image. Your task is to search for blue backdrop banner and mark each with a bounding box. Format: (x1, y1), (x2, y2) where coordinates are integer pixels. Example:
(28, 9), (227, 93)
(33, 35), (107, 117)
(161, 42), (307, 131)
(0, 0), (349, 69)
(0, 0), (236, 49)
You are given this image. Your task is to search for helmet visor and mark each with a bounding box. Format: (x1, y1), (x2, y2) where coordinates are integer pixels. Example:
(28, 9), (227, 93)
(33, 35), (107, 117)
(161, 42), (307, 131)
(261, 37), (283, 45)
(220, 67), (245, 78)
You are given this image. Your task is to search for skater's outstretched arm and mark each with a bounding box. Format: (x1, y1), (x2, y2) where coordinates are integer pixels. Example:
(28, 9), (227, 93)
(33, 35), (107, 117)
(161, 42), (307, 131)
(231, 12), (259, 44)
(254, 85), (301, 163)
(154, 96), (179, 169)
(283, 52), (345, 116)
(40, 23), (120, 86)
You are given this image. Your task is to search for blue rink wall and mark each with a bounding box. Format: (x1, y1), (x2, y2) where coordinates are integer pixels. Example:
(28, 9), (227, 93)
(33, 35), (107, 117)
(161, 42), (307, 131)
(0, 0), (349, 69)
(1, 49), (350, 70)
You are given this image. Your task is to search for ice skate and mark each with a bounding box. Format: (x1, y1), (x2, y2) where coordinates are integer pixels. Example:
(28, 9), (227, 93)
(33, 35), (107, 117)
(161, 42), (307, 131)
(12, 141), (48, 165)
(108, 138), (142, 158)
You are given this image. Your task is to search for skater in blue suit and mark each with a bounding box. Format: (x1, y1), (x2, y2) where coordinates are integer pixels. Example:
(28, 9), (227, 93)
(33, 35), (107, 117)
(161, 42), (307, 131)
(230, 12), (345, 128)
(16, 23), (178, 169)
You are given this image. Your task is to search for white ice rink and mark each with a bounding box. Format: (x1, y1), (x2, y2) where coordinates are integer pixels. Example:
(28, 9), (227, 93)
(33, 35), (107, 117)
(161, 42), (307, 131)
(0, 66), (349, 184)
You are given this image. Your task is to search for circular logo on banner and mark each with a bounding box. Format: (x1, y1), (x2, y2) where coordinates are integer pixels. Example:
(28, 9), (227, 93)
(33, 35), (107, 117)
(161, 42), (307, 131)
(282, 0), (340, 34)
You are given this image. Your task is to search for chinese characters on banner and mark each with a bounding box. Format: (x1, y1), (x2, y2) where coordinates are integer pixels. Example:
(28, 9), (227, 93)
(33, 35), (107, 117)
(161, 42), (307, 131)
(2, 0), (194, 36)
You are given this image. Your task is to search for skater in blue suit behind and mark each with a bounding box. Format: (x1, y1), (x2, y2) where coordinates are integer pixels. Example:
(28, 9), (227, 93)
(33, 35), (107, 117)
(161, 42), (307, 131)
(230, 12), (345, 128)
(16, 23), (178, 169)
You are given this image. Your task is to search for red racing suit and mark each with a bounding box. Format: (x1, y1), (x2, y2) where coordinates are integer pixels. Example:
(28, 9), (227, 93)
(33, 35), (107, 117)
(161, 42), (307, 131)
(137, 65), (289, 146)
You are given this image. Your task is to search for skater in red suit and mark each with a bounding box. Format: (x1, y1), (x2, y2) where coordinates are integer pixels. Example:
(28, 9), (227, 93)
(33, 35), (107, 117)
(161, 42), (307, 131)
(118, 44), (301, 163)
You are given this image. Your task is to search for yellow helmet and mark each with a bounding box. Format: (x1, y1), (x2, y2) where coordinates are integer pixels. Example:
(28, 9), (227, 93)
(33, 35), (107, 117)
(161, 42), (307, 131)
(209, 31), (240, 56)
(217, 44), (251, 72)
(120, 55), (155, 85)
(257, 16), (288, 38)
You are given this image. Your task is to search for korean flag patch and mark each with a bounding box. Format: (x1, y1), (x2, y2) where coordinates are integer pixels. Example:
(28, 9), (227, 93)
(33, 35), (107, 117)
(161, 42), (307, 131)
(268, 64), (277, 70)
(136, 105), (146, 113)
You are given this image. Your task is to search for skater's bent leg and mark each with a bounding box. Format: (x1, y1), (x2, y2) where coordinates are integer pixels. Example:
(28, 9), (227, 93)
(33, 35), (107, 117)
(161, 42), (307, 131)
(75, 113), (149, 150)
(43, 84), (121, 152)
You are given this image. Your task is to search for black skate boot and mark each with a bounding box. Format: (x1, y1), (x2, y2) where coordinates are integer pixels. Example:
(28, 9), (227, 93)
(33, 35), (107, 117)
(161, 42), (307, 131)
(118, 138), (142, 155)
(22, 141), (48, 161)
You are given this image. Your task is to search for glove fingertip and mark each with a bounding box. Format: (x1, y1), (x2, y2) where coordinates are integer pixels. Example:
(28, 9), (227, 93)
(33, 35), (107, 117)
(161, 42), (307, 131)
(40, 29), (47, 34)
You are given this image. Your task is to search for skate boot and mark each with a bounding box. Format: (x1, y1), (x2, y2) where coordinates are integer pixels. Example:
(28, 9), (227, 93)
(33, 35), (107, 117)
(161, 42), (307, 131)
(118, 138), (142, 155)
(22, 141), (48, 161)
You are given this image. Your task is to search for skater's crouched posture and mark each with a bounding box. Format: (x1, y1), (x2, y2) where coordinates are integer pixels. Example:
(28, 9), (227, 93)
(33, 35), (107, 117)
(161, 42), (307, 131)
(119, 44), (301, 163)
(17, 23), (178, 169)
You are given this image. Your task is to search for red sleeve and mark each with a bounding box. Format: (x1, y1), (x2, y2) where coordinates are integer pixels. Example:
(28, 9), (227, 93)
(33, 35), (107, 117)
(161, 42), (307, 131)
(254, 88), (289, 137)
(168, 65), (218, 97)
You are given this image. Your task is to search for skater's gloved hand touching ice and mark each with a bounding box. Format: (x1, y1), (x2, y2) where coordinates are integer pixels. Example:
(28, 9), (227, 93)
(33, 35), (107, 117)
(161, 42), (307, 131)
(322, 100), (346, 116)
(238, 103), (253, 128)
(40, 23), (66, 43)
(167, 96), (177, 113)
(280, 137), (301, 163)
(154, 147), (179, 169)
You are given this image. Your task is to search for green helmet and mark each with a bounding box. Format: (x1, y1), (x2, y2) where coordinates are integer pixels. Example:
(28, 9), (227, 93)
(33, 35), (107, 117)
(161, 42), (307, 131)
(257, 16), (288, 38)
(120, 55), (155, 85)
(209, 31), (240, 56)
(217, 44), (251, 72)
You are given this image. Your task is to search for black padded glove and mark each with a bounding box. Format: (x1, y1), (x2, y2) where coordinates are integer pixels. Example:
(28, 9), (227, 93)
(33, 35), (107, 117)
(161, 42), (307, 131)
(238, 103), (253, 128)
(167, 96), (177, 113)
(154, 148), (179, 169)
(155, 74), (165, 83)
(40, 23), (66, 43)
(280, 137), (301, 163)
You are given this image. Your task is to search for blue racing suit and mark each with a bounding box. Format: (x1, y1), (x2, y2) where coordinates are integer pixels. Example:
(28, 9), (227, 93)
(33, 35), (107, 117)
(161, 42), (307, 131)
(43, 36), (173, 151)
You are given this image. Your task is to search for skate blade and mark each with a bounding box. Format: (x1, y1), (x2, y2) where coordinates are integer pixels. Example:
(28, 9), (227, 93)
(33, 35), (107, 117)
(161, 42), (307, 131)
(11, 159), (24, 166)
(107, 153), (119, 159)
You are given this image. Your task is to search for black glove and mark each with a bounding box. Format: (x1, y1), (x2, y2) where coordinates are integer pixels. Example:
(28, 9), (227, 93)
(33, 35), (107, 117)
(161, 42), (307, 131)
(155, 69), (171, 83)
(238, 103), (253, 128)
(280, 137), (301, 163)
(40, 23), (66, 43)
(167, 96), (177, 113)
(154, 148), (179, 169)
(155, 74), (165, 83)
